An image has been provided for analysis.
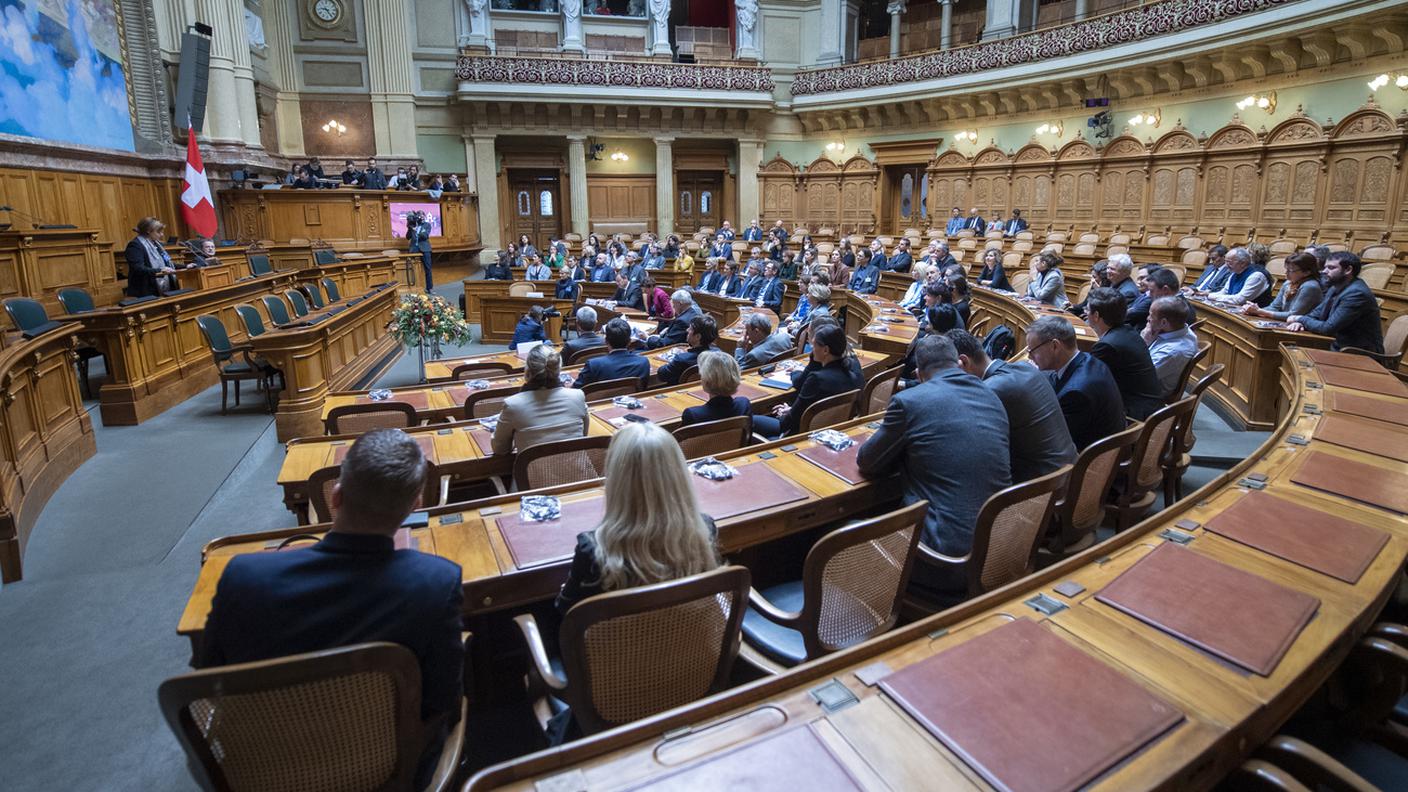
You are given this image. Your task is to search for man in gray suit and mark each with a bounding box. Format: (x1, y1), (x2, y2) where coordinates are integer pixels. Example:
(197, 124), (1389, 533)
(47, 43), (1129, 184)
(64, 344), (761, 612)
(858, 335), (1011, 599)
(948, 330), (1077, 484)
(647, 290), (701, 349)
(734, 312), (795, 368)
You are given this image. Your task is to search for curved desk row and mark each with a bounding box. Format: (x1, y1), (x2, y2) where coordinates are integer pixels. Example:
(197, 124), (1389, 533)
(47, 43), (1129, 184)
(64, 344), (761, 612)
(466, 343), (1408, 791)
(0, 325), (96, 583)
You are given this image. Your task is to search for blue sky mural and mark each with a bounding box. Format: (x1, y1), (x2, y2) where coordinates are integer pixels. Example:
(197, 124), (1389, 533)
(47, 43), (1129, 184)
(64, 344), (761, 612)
(0, 0), (134, 150)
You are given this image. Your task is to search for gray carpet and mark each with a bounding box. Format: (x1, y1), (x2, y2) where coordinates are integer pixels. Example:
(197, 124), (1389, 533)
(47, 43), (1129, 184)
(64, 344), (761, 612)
(0, 276), (1264, 790)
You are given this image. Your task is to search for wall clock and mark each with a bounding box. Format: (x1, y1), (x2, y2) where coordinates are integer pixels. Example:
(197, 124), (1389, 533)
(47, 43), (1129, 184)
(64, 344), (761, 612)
(299, 0), (356, 41)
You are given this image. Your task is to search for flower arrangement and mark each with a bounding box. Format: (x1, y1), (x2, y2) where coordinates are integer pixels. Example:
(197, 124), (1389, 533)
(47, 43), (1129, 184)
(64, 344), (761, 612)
(390, 292), (472, 352)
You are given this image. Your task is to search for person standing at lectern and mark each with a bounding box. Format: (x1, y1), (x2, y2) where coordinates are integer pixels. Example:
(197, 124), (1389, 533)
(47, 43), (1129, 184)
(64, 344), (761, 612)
(124, 217), (179, 297)
(407, 211), (433, 291)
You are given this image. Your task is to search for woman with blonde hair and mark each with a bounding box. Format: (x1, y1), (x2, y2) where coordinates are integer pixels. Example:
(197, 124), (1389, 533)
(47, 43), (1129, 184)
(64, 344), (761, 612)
(555, 421), (720, 614)
(680, 350), (752, 427)
(491, 344), (588, 454)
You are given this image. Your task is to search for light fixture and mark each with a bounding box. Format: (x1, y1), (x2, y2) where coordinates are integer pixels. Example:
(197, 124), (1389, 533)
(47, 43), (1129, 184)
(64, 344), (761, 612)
(1235, 92), (1276, 113)
(1369, 73), (1390, 91)
(610, 149), (629, 162)
(1368, 73), (1408, 91)
(1035, 121), (1064, 136)
(953, 130), (978, 143)
(321, 119), (346, 135)
(825, 141), (845, 152)
(1129, 109), (1161, 128)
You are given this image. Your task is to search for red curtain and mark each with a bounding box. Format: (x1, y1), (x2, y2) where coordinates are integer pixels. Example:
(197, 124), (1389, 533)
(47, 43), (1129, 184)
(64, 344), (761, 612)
(689, 0), (730, 27)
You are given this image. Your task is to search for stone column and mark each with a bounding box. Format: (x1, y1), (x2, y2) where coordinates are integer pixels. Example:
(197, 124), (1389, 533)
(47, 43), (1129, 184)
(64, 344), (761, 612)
(939, 0), (954, 49)
(567, 135), (590, 238)
(262, 0), (304, 156)
(817, 0), (842, 65)
(365, 0), (418, 156)
(735, 0), (760, 60)
(193, 0), (260, 147)
(654, 136), (674, 237)
(842, 0), (861, 62)
(984, 0), (1036, 40)
(462, 135), (477, 188)
(1074, 0), (1090, 21)
(737, 139), (763, 230)
(561, 0), (584, 53)
(472, 134), (501, 263)
(648, 0), (671, 57)
(458, 0), (491, 50)
(888, 1), (906, 59)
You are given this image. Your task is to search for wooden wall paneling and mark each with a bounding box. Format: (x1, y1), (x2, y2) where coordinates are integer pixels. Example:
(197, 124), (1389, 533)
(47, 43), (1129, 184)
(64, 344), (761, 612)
(1199, 123), (1260, 231)
(1011, 144), (1053, 227)
(840, 155), (878, 233)
(804, 157), (841, 231)
(585, 175), (656, 231)
(1147, 128), (1202, 229)
(1325, 108), (1402, 233)
(1054, 139), (1100, 229)
(1258, 112), (1329, 240)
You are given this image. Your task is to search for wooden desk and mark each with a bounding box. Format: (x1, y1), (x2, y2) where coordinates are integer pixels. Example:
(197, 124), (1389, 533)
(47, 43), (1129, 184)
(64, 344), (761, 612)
(479, 296), (572, 344)
(251, 283), (402, 441)
(218, 188), (481, 257)
(0, 324), (96, 583)
(424, 350), (528, 383)
(464, 344), (1408, 792)
(694, 291), (753, 331)
(171, 262), (236, 292)
(461, 279), (554, 320)
(0, 227), (118, 311)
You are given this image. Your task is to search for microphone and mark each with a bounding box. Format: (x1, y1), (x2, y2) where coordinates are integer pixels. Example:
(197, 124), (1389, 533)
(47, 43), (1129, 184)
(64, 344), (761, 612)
(0, 205), (48, 228)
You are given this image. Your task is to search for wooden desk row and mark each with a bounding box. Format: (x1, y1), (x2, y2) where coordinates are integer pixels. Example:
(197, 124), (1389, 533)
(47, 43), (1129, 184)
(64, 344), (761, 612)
(464, 349), (1408, 791)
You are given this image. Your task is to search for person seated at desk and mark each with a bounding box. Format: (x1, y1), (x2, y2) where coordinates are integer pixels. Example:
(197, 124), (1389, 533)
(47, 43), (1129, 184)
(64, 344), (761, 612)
(899, 304), (964, 389)
(944, 206), (965, 236)
(827, 250), (851, 289)
(524, 255), (553, 281)
(989, 212), (1007, 236)
(717, 261), (744, 298)
(697, 257), (723, 293)
(752, 261), (785, 314)
(189, 238), (220, 268)
(1086, 288), (1164, 420)
(849, 249), (880, 294)
(708, 235), (733, 261)
(564, 307), (606, 359)
(1244, 251), (1323, 322)
(886, 238), (913, 273)
(742, 218), (765, 243)
(786, 281), (832, 336)
(197, 429), (463, 788)
(950, 275), (973, 327)
(663, 234), (682, 260)
(1005, 208), (1029, 237)
(977, 248), (1011, 292)
(493, 345), (588, 454)
(124, 216), (179, 297)
(658, 315), (718, 386)
(1287, 251), (1385, 354)
(590, 253), (615, 283)
(857, 334), (1011, 601)
(752, 325), (862, 439)
(1187, 244), (1230, 294)
(1026, 315), (1126, 450)
(735, 311), (795, 369)
(1143, 296), (1201, 398)
(339, 159), (361, 185)
(642, 244), (665, 271)
(868, 240), (890, 272)
(639, 277), (671, 320)
(1069, 259), (1111, 318)
(648, 291), (701, 349)
(564, 255), (589, 283)
(950, 329), (1075, 485)
(1126, 266), (1195, 331)
(673, 247), (695, 275)
(1106, 254), (1140, 304)
(1207, 247), (1271, 307)
(738, 257), (765, 300)
(510, 305), (549, 351)
(898, 264), (931, 311)
(682, 351), (753, 427)
(554, 270), (579, 300)
(483, 252), (513, 280)
(963, 207), (987, 235)
(574, 319), (651, 389)
(1026, 251), (1069, 309)
(611, 272), (644, 311)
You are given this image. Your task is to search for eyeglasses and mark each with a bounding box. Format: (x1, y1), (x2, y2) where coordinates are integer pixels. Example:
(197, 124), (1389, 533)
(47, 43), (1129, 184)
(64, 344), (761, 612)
(1025, 337), (1056, 356)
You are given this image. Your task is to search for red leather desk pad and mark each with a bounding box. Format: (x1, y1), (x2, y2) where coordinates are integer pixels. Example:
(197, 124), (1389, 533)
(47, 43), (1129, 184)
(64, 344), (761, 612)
(1316, 365), (1408, 397)
(1303, 349), (1385, 372)
(333, 435), (434, 465)
(683, 382), (771, 402)
(465, 427), (495, 456)
(1290, 450), (1408, 515)
(628, 724), (863, 791)
(1315, 414), (1408, 463)
(353, 391), (431, 410)
(879, 618), (1182, 792)
(692, 463), (808, 520)
(495, 497), (606, 568)
(593, 401), (680, 424)
(1203, 491), (1388, 584)
(1326, 391), (1408, 427)
(795, 433), (874, 485)
(1095, 543), (1319, 676)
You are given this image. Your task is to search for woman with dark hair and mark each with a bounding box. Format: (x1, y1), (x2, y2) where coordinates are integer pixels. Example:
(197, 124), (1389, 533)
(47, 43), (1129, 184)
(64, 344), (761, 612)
(977, 248), (1012, 291)
(752, 324), (862, 439)
(949, 275), (972, 327)
(510, 305), (549, 350)
(1026, 251), (1069, 309)
(518, 234), (538, 261)
(1244, 251), (1323, 321)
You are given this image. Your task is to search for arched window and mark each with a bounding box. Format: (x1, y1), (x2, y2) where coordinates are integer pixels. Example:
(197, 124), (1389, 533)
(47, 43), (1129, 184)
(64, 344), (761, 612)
(539, 190), (554, 216)
(900, 173), (914, 219)
(680, 191), (692, 217)
(700, 191), (712, 214)
(516, 190), (530, 216)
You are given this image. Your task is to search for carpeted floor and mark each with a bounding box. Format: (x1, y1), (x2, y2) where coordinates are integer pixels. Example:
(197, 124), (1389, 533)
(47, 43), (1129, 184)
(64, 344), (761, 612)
(0, 276), (1264, 790)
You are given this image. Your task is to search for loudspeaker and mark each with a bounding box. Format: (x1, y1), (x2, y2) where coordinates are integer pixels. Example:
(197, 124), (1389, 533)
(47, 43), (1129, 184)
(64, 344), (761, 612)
(174, 29), (211, 134)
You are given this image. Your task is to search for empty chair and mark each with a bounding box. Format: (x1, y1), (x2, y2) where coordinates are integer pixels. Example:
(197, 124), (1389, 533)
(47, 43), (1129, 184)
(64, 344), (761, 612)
(1008, 270), (1033, 295)
(260, 295), (292, 326)
(1109, 233), (1132, 246)
(512, 435), (613, 491)
(1164, 364), (1224, 502)
(195, 314), (273, 414)
(580, 376), (641, 400)
(233, 304), (267, 339)
(158, 643), (464, 792)
(312, 247), (338, 266)
(246, 253), (273, 277)
(513, 566), (751, 737)
(1105, 245), (1128, 256)
(3, 298), (56, 335)
(284, 289), (311, 317)
(1360, 243), (1396, 263)
(1047, 423), (1140, 556)
(858, 365), (902, 415)
(1175, 235), (1204, 250)
(449, 361), (514, 380)
(320, 278), (342, 302)
(463, 385), (519, 419)
(1268, 238), (1299, 256)
(1360, 262), (1394, 290)
(55, 288), (106, 399)
(1106, 395), (1197, 530)
(798, 388), (859, 433)
(1078, 232), (1100, 244)
(1181, 249), (1208, 269)
(1165, 342), (1211, 403)
(741, 501), (926, 670)
(1073, 242), (1097, 256)
(301, 282), (326, 309)
(508, 282), (536, 297)
(565, 345), (609, 365)
(323, 401), (419, 435)
(671, 415), (752, 459)
(1145, 233), (1171, 246)
(1001, 251), (1024, 271)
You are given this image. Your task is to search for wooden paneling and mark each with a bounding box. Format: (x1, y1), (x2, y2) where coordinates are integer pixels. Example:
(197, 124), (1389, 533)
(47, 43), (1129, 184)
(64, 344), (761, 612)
(218, 189), (481, 255)
(760, 154), (878, 234)
(0, 229), (117, 310)
(0, 166), (183, 254)
(585, 176), (655, 233)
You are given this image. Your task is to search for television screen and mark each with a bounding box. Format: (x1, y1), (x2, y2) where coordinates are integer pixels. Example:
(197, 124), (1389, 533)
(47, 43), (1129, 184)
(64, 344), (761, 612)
(389, 202), (444, 238)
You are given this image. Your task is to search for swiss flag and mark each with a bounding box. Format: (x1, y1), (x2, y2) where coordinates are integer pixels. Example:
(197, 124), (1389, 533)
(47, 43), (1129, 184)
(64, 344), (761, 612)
(180, 125), (218, 238)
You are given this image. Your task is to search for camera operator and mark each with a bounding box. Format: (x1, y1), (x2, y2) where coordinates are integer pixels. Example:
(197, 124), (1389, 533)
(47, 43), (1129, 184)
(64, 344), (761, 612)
(406, 211), (434, 292)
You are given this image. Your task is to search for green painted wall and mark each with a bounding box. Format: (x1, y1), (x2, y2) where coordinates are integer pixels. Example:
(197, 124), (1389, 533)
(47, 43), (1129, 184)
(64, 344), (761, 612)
(416, 134), (468, 174)
(585, 138), (658, 175)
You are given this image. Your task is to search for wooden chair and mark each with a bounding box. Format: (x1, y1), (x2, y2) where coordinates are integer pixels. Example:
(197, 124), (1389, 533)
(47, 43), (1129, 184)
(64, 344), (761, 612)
(740, 501), (926, 671)
(1175, 235), (1203, 250)
(904, 465), (1072, 616)
(1075, 280), (1093, 307)
(1360, 243), (1397, 263)
(55, 288), (106, 399)
(1078, 232), (1101, 245)
(1343, 313), (1408, 371)
(1011, 239), (1033, 252)
(301, 282), (326, 309)
(307, 461), (444, 524)
(969, 316), (990, 337)
(324, 401), (418, 435)
(158, 643), (464, 792)
(1166, 342), (1212, 403)
(260, 295), (292, 326)
(512, 435), (613, 491)
(580, 376), (641, 400)
(1047, 423), (1141, 556)
(1360, 262), (1395, 290)
(1109, 233), (1132, 246)
(1073, 242), (1097, 256)
(1267, 256), (1287, 278)
(1229, 760), (1314, 791)
(1106, 396), (1197, 530)
(1008, 270), (1033, 295)
(1180, 249), (1208, 270)
(858, 365), (902, 415)
(1164, 364), (1224, 503)
(195, 314), (274, 414)
(320, 277), (342, 302)
(1268, 238), (1299, 256)
(246, 253), (274, 277)
(1145, 233), (1171, 246)
(1105, 245), (1128, 256)
(676, 364), (700, 384)
(1001, 250), (1023, 270)
(508, 282), (536, 296)
(450, 361), (515, 380)
(984, 239), (1003, 251)
(1252, 735), (1380, 792)
(463, 385), (519, 420)
(798, 388), (860, 433)
(513, 566), (751, 737)
(671, 415), (752, 459)
(284, 289), (311, 317)
(1162, 264), (1187, 284)
(564, 345), (609, 365)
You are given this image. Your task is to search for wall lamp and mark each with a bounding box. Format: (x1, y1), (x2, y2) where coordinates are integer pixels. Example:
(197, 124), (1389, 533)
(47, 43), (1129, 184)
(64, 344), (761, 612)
(953, 130), (978, 143)
(1035, 121), (1063, 136)
(321, 119), (347, 135)
(1368, 73), (1408, 91)
(1235, 92), (1276, 113)
(1129, 110), (1161, 128)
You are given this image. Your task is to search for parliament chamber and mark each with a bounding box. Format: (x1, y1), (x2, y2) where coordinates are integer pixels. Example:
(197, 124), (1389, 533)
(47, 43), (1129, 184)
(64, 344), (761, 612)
(5, 0), (1408, 790)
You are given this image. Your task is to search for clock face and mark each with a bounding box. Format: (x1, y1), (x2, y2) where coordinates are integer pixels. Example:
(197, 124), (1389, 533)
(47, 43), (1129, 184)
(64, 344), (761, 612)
(313, 0), (340, 23)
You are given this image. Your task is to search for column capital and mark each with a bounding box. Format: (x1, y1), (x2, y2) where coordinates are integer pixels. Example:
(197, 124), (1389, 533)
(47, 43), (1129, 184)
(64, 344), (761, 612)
(565, 133), (589, 142)
(653, 135), (676, 145)
(470, 132), (498, 143)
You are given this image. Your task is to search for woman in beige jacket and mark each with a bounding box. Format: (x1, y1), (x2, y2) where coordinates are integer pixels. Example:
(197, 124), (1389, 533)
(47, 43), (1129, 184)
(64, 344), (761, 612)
(491, 345), (589, 455)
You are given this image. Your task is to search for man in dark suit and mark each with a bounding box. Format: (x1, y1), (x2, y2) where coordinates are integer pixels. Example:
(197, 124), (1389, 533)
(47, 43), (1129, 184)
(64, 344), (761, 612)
(752, 260), (785, 314)
(589, 253), (615, 283)
(359, 157), (387, 189)
(1027, 315), (1126, 450)
(964, 208), (987, 234)
(1288, 252), (1385, 354)
(886, 239), (913, 273)
(564, 307), (607, 359)
(742, 219), (765, 242)
(575, 318), (652, 388)
(719, 262), (745, 298)
(1106, 254), (1140, 304)
(407, 211), (433, 291)
(858, 334), (1011, 596)
(658, 315), (718, 385)
(1004, 208), (1029, 237)
(752, 324), (863, 439)
(611, 272), (644, 311)
(708, 236), (733, 261)
(949, 330), (1076, 484)
(739, 258), (766, 301)
(1125, 266), (1194, 331)
(648, 291), (701, 349)
(197, 429), (463, 786)
(1085, 288), (1165, 420)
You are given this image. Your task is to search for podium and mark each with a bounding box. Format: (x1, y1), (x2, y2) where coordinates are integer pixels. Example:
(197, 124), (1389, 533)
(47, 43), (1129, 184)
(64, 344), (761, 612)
(0, 228), (117, 311)
(172, 261), (236, 292)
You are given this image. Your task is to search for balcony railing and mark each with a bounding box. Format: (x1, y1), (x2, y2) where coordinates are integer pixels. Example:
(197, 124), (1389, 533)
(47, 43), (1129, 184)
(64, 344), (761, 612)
(791, 0), (1290, 97)
(455, 54), (774, 93)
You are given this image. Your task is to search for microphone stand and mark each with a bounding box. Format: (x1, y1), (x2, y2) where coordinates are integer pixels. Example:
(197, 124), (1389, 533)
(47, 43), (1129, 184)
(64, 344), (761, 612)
(0, 204), (45, 230)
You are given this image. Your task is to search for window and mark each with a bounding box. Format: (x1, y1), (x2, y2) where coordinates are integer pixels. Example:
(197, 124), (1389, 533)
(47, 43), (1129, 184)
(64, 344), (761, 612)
(700, 191), (712, 214)
(491, 0), (560, 12)
(919, 175), (928, 218)
(900, 173), (914, 219)
(516, 190), (530, 216)
(680, 191), (692, 217)
(586, 0), (644, 18)
(539, 190), (554, 216)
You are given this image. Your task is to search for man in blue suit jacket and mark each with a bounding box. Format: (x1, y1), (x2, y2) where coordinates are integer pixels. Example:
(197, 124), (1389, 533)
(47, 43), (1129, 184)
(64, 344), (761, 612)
(657, 315), (718, 385)
(1026, 315), (1126, 450)
(1004, 209), (1029, 237)
(752, 261), (785, 314)
(1288, 252), (1385, 354)
(886, 239), (913, 273)
(198, 430), (463, 785)
(739, 258), (766, 301)
(648, 291), (701, 349)
(574, 318), (652, 388)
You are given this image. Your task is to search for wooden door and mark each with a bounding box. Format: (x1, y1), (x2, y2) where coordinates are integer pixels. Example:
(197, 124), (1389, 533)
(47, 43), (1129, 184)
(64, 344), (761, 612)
(677, 172), (722, 234)
(887, 165), (928, 234)
(508, 170), (562, 248)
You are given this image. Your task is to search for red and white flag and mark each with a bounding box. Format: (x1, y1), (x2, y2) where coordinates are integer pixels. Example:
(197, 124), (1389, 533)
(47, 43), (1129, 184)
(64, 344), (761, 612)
(180, 125), (218, 238)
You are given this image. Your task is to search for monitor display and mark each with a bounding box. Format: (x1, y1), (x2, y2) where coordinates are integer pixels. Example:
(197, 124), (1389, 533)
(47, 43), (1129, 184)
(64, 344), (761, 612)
(389, 202), (444, 238)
